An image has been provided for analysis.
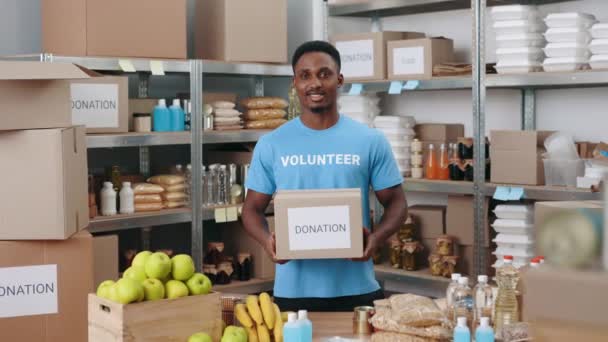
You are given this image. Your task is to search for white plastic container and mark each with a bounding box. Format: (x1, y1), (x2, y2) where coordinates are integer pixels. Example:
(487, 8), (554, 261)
(545, 27), (591, 44)
(496, 47), (544, 62)
(374, 115), (416, 128)
(494, 233), (534, 246)
(590, 39), (608, 55)
(494, 247), (535, 258)
(590, 23), (608, 39)
(491, 5), (538, 21)
(543, 159), (585, 187)
(492, 219), (534, 235)
(389, 139), (411, 148)
(101, 182), (117, 216)
(544, 12), (596, 29)
(119, 181), (135, 214)
(544, 42), (590, 58)
(544, 132), (579, 160)
(496, 59), (542, 74)
(493, 19), (545, 35)
(377, 127), (415, 136)
(590, 54), (608, 69)
(394, 151), (411, 161)
(494, 204), (533, 221)
(391, 146), (411, 155)
(496, 33), (545, 49)
(543, 56), (589, 72)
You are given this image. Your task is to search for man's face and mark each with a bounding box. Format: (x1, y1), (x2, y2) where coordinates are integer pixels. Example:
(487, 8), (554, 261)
(293, 52), (344, 114)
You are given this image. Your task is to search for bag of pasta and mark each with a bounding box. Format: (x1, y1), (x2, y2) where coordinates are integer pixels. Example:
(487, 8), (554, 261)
(147, 175), (185, 186)
(245, 118), (287, 130)
(240, 97), (288, 109)
(244, 109), (286, 121)
(132, 183), (164, 195)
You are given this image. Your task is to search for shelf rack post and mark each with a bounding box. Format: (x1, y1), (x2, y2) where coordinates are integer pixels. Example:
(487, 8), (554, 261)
(190, 59), (204, 271)
(522, 88), (536, 130)
(472, 0), (487, 277)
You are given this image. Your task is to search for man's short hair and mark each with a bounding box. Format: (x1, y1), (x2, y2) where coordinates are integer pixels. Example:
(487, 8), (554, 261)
(292, 40), (341, 71)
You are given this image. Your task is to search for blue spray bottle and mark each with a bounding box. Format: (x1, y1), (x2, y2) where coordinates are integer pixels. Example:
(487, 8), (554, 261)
(283, 312), (301, 342)
(454, 316), (471, 342)
(298, 310), (313, 342)
(169, 99), (185, 131)
(152, 99), (171, 132)
(475, 317), (495, 342)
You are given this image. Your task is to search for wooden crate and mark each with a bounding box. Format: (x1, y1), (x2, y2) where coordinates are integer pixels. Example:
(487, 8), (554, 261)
(88, 292), (223, 342)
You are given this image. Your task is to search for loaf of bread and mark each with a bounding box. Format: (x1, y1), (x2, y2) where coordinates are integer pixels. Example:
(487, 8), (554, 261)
(245, 109), (286, 121)
(245, 118), (287, 129)
(241, 97), (288, 109)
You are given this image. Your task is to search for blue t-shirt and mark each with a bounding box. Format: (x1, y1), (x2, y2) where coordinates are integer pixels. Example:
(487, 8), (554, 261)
(246, 115), (403, 298)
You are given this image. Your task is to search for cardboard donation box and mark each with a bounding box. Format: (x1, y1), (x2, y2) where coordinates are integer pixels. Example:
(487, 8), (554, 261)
(490, 130), (554, 185)
(388, 38), (454, 80)
(0, 127), (89, 240)
(196, 0), (288, 63)
(274, 189), (364, 259)
(88, 292), (223, 342)
(331, 31), (425, 81)
(0, 232), (94, 342)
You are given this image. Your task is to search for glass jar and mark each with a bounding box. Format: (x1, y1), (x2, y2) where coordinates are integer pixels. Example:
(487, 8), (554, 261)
(429, 254), (444, 276)
(436, 235), (455, 256)
(402, 241), (423, 271)
(389, 238), (402, 268)
(442, 256), (459, 278)
(133, 113), (152, 132)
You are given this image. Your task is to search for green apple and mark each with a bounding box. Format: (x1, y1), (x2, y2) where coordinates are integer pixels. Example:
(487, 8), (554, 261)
(171, 254), (195, 281)
(222, 326), (246, 342)
(234, 327), (246, 342)
(144, 252), (172, 280)
(188, 332), (212, 342)
(107, 283), (121, 303)
(165, 280), (189, 299)
(186, 273), (212, 295)
(96, 280), (116, 299)
(123, 266), (147, 283)
(132, 250), (153, 269)
(142, 278), (165, 301)
(115, 278), (144, 304)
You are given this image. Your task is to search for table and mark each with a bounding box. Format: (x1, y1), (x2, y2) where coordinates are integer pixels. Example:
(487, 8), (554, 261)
(309, 312), (370, 342)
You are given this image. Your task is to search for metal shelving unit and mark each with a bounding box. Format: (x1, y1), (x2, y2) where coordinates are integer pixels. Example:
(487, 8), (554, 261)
(213, 278), (275, 294)
(374, 264), (450, 298)
(86, 130), (270, 148)
(89, 208), (192, 234)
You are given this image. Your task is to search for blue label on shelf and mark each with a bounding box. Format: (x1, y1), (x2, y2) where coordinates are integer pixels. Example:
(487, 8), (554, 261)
(508, 187), (524, 200)
(388, 81), (404, 95)
(348, 83), (363, 95)
(493, 186), (511, 201)
(404, 80), (420, 90)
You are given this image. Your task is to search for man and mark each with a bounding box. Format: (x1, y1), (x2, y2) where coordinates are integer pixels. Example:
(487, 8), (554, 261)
(241, 40), (407, 312)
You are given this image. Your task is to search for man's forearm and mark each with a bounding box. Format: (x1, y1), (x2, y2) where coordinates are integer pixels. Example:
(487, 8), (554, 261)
(241, 207), (272, 247)
(373, 202), (407, 242)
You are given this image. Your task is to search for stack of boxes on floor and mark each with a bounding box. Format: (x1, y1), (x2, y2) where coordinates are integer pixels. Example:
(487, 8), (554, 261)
(373, 116), (416, 176)
(0, 62), (119, 342)
(590, 22), (608, 69)
(543, 12), (596, 72)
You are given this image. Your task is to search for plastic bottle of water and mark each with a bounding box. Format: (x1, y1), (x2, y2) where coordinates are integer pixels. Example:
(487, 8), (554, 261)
(446, 273), (461, 322)
(494, 255), (520, 336)
(453, 276), (473, 331)
(474, 275), (494, 330)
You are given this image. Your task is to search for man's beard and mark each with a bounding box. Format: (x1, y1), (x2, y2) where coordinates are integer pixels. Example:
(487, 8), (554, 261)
(310, 105), (331, 114)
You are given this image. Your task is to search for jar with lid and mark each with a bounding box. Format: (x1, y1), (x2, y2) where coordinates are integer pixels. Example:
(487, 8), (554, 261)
(436, 235), (455, 256)
(402, 241), (423, 271)
(133, 113), (152, 132)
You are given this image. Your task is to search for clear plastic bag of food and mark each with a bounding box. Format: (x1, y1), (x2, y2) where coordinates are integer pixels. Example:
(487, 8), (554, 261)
(241, 97), (288, 109)
(245, 119), (287, 129)
(147, 175), (185, 185)
(214, 108), (241, 117)
(163, 201), (187, 209)
(161, 192), (187, 202)
(132, 183), (164, 194)
(245, 109), (286, 121)
(370, 308), (450, 340)
(161, 183), (186, 192)
(212, 101), (236, 109)
(389, 294), (445, 327)
(135, 202), (163, 212)
(134, 194), (162, 204)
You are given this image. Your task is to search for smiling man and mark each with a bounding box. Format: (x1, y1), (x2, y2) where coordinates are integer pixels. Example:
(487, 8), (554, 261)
(241, 41), (408, 312)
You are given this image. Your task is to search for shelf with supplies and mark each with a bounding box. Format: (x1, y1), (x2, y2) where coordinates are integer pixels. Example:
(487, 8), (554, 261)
(213, 278), (274, 294)
(88, 208), (192, 233)
(403, 178), (474, 195)
(86, 130), (270, 148)
(374, 264), (450, 298)
(203, 202), (274, 222)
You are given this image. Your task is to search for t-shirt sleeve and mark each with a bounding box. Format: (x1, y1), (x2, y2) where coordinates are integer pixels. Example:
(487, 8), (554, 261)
(245, 136), (276, 195)
(370, 133), (404, 191)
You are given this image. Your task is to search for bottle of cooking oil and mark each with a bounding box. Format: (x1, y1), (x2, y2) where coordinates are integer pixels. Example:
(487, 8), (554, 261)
(494, 255), (520, 336)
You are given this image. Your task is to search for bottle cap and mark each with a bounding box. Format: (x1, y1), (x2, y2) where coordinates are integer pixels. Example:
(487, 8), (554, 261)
(287, 312), (297, 323)
(158, 99), (166, 107)
(298, 310), (308, 320)
(122, 181), (131, 187)
(440, 143), (445, 149)
(458, 276), (469, 286)
(538, 255), (545, 263)
(457, 317), (467, 327)
(451, 273), (461, 281)
(172, 99), (181, 107)
(429, 143), (434, 149)
(478, 275), (488, 283)
(187, 164), (192, 170)
(480, 317), (490, 327)
(504, 255), (514, 263)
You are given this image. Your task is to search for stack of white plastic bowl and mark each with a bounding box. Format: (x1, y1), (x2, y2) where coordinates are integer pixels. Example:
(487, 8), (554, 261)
(589, 22), (608, 70)
(543, 13), (596, 72)
(492, 204), (535, 269)
(492, 5), (546, 74)
(337, 94), (380, 127)
(373, 116), (416, 176)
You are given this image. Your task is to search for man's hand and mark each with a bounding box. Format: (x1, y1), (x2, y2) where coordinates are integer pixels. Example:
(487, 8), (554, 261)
(264, 232), (288, 265)
(351, 229), (381, 262)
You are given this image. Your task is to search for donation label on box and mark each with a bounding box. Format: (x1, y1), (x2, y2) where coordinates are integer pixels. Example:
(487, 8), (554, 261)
(71, 83), (119, 128)
(288, 205), (352, 251)
(336, 39), (374, 78)
(0, 265), (58, 318)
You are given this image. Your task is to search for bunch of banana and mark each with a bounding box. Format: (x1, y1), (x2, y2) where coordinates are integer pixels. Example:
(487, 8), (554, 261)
(234, 292), (284, 342)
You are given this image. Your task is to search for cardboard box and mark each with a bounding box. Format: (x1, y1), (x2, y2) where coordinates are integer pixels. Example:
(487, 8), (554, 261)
(221, 218), (276, 279)
(531, 319), (608, 342)
(206, 151), (254, 166)
(415, 123), (465, 142)
(490, 130), (553, 185)
(44, 0), (194, 59)
(274, 189), (363, 259)
(331, 31), (425, 82)
(0, 127), (89, 240)
(196, 0), (288, 63)
(92, 235), (119, 287)
(388, 38), (454, 80)
(0, 231), (94, 342)
(408, 205), (446, 239)
(88, 292), (223, 342)
(70, 76), (129, 133)
(0, 61), (98, 131)
(446, 195), (490, 246)
(523, 268), (608, 333)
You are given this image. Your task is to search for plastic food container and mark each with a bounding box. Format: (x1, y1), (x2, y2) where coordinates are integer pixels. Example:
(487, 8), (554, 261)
(494, 246), (535, 258)
(494, 233), (534, 246)
(491, 5), (538, 21)
(496, 47), (544, 62)
(493, 19), (545, 36)
(373, 116), (415, 129)
(496, 33), (545, 49)
(389, 140), (411, 148)
(590, 39), (608, 55)
(544, 12), (596, 29)
(544, 132), (579, 160)
(377, 127), (415, 136)
(590, 55), (608, 69)
(391, 146), (411, 155)
(544, 42), (590, 58)
(544, 27), (591, 44)
(492, 219), (534, 235)
(494, 204), (533, 220)
(590, 23), (608, 39)
(543, 159), (585, 187)
(543, 56), (589, 72)
(496, 59), (542, 74)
